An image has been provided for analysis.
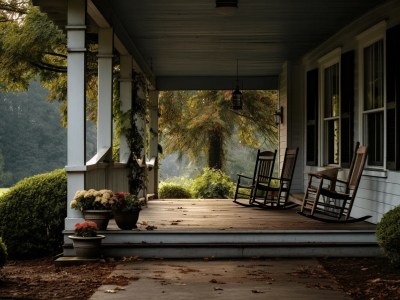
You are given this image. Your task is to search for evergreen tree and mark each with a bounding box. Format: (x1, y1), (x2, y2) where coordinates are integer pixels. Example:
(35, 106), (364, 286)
(159, 90), (278, 171)
(0, 80), (67, 186)
(0, 1), (99, 125)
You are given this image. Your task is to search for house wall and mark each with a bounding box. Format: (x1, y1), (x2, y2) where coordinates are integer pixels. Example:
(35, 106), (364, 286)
(295, 0), (400, 224)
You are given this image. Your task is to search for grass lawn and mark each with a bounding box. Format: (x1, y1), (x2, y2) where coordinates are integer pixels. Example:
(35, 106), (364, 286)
(0, 188), (9, 196)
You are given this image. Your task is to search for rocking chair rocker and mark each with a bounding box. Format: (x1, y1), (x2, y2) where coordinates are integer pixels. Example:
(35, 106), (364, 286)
(233, 149), (276, 207)
(298, 143), (371, 223)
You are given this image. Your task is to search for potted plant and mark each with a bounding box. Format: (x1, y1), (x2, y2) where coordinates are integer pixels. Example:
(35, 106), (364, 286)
(68, 221), (105, 258)
(111, 192), (147, 230)
(70, 189), (114, 230)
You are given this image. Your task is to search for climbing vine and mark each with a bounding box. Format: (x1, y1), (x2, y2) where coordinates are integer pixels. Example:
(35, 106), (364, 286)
(113, 72), (148, 195)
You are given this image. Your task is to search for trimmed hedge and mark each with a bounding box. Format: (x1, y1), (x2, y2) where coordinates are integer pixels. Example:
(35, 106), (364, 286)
(0, 237), (7, 268)
(192, 168), (234, 199)
(0, 169), (67, 259)
(159, 183), (192, 199)
(376, 206), (400, 266)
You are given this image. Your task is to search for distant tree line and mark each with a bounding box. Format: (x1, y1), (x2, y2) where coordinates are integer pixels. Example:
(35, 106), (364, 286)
(0, 80), (97, 187)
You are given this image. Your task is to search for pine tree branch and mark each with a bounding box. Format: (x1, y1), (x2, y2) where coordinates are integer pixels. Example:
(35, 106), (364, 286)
(0, 2), (28, 15)
(44, 52), (67, 59)
(29, 61), (67, 73)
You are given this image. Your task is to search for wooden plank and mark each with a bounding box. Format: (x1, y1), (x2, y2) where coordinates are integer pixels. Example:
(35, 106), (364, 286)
(115, 199), (377, 232)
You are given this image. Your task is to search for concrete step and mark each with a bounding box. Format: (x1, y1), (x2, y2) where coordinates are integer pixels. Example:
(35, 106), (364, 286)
(62, 229), (381, 258)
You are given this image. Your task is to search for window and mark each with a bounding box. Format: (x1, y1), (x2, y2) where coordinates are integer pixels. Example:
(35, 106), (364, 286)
(323, 63), (340, 165)
(362, 40), (384, 167)
(318, 48), (341, 166)
(357, 21), (386, 169)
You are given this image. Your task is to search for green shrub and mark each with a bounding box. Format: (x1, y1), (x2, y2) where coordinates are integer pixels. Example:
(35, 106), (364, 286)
(0, 169), (67, 259)
(191, 168), (234, 199)
(159, 183), (192, 199)
(0, 237), (7, 268)
(376, 206), (400, 266)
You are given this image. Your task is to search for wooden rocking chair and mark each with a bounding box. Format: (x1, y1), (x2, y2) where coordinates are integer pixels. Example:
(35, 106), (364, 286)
(298, 143), (371, 223)
(251, 147), (299, 209)
(233, 149), (276, 207)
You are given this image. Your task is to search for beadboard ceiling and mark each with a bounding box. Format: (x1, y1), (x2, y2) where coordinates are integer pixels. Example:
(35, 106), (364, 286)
(33, 0), (384, 89)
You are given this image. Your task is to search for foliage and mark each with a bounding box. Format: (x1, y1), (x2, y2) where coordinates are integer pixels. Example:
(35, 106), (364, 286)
(0, 2), (99, 125)
(0, 151), (12, 186)
(70, 189), (114, 211)
(159, 183), (192, 199)
(0, 237), (6, 268)
(120, 74), (147, 195)
(159, 90), (278, 171)
(0, 169), (67, 259)
(0, 81), (68, 187)
(73, 221), (98, 237)
(191, 168), (235, 199)
(111, 192), (146, 212)
(376, 206), (400, 266)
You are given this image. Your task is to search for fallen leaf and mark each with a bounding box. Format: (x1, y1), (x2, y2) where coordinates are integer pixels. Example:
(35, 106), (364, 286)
(210, 279), (226, 284)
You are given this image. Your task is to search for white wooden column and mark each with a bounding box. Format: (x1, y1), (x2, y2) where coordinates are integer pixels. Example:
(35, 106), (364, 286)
(119, 55), (133, 163)
(65, 0), (87, 229)
(136, 82), (146, 198)
(97, 27), (114, 152)
(148, 90), (159, 197)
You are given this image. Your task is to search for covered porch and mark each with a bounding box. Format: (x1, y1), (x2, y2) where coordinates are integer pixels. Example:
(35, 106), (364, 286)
(30, 0), (399, 259)
(62, 199), (379, 258)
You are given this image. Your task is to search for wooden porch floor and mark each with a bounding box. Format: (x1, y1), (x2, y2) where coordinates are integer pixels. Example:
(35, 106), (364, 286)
(108, 199), (376, 231)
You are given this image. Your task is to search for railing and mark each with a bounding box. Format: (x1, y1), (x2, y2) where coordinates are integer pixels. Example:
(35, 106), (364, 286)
(85, 147), (157, 194)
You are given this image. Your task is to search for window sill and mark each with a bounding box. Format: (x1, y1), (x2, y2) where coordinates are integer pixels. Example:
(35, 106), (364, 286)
(362, 169), (387, 178)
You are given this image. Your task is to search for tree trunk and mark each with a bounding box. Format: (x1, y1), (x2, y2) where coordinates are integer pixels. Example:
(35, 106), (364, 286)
(208, 130), (224, 170)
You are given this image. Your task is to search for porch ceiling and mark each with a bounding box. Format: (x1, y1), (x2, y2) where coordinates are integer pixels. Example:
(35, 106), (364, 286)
(34, 0), (384, 90)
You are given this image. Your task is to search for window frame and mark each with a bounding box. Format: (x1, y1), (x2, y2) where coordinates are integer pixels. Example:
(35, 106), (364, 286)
(357, 21), (387, 170)
(318, 48), (342, 167)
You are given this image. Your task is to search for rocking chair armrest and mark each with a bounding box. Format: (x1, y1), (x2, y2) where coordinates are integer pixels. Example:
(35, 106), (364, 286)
(308, 171), (338, 182)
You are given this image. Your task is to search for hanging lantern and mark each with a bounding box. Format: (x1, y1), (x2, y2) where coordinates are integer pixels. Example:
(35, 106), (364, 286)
(231, 59), (243, 110)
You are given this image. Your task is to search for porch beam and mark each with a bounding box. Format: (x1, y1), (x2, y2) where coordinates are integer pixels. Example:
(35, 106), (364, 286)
(89, 0), (155, 88)
(65, 0), (87, 229)
(97, 27), (114, 151)
(156, 76), (279, 91)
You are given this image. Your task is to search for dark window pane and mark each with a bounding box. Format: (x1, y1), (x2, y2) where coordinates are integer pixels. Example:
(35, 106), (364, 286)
(366, 112), (384, 166)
